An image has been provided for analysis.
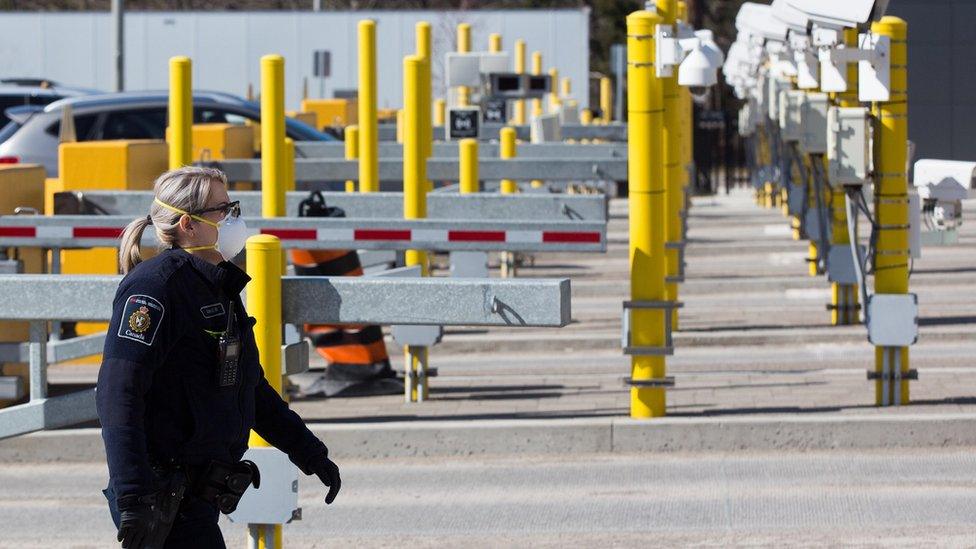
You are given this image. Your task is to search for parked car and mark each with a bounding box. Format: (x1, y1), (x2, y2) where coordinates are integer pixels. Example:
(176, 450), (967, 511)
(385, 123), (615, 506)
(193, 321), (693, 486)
(0, 90), (337, 175)
(0, 78), (98, 129)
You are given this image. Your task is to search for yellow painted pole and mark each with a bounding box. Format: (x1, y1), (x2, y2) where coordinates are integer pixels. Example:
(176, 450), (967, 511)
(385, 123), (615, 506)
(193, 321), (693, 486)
(600, 76), (612, 124)
(403, 54), (429, 402)
(872, 16), (910, 406)
(459, 138), (479, 194)
(580, 109), (593, 125)
(260, 54), (286, 218)
(656, 0), (682, 330)
(489, 33), (502, 53)
(513, 39), (526, 125)
(560, 77), (571, 99)
(434, 98), (446, 127)
(168, 56), (192, 170)
(548, 68), (561, 112)
(499, 127), (517, 194)
(531, 51), (543, 118)
(358, 20), (379, 193)
(403, 55), (428, 275)
(284, 137), (295, 192)
(245, 234), (283, 547)
(416, 21), (433, 192)
(344, 125), (359, 193)
(829, 28), (860, 325)
(627, 9), (667, 418)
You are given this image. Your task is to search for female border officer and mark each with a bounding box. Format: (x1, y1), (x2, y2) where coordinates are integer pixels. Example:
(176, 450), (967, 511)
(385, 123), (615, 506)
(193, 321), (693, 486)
(97, 166), (340, 548)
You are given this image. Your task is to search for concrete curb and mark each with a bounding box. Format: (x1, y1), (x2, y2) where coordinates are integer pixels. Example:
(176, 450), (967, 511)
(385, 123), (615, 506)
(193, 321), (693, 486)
(3, 413), (976, 462)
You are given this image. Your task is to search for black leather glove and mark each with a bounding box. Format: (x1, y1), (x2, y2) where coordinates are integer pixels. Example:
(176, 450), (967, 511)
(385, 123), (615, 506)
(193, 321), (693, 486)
(307, 451), (341, 504)
(116, 495), (154, 549)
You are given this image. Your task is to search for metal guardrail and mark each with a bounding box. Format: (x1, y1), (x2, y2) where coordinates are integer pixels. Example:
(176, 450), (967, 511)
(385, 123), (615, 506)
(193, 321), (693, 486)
(0, 215), (606, 253)
(54, 190), (609, 222)
(210, 157), (628, 183)
(376, 123), (629, 142)
(295, 141), (627, 159)
(0, 274), (571, 439)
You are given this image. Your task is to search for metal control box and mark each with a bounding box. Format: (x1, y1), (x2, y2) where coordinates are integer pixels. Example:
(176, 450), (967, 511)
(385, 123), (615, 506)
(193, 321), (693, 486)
(778, 90), (804, 142)
(827, 106), (872, 187)
(801, 92), (829, 154)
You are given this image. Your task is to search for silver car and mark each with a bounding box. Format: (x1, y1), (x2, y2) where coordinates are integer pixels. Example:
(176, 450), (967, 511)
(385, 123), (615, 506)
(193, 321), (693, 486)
(0, 90), (337, 176)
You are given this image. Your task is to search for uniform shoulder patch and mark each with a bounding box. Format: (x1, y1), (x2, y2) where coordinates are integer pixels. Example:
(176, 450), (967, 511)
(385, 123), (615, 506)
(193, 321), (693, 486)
(118, 294), (165, 346)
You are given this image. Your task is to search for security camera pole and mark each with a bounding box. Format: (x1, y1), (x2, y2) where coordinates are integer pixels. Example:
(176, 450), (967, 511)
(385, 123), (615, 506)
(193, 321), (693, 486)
(871, 16), (911, 406)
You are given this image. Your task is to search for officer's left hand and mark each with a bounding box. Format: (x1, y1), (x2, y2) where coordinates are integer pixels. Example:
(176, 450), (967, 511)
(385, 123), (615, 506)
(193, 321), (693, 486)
(308, 451), (341, 504)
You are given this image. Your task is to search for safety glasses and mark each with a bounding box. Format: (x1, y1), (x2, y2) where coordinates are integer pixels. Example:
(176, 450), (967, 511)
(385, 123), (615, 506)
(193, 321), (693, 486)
(193, 200), (241, 219)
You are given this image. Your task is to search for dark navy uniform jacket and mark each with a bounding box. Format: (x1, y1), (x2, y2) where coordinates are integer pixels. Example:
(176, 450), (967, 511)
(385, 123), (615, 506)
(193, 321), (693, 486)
(96, 248), (326, 503)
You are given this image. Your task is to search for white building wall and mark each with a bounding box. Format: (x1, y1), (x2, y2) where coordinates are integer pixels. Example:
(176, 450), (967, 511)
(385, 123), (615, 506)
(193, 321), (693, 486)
(0, 9), (590, 111)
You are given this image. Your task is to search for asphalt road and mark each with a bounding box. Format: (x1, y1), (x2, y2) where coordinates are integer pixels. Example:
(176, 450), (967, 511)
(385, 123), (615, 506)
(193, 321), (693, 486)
(3, 449), (975, 548)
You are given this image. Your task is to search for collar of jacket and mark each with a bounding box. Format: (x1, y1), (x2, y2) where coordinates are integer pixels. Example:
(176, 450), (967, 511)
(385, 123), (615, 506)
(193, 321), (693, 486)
(166, 247), (252, 296)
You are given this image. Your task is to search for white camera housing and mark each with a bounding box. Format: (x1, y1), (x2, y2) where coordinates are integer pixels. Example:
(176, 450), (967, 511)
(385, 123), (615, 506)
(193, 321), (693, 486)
(913, 159), (975, 202)
(801, 92), (829, 154)
(784, 0), (890, 32)
(827, 106), (872, 187)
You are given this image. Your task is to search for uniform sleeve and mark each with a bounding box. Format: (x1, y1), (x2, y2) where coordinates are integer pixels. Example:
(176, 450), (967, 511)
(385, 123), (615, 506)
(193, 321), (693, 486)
(95, 277), (178, 503)
(253, 374), (328, 473)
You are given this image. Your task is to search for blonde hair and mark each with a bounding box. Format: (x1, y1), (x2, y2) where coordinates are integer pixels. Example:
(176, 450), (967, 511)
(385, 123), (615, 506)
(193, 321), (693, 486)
(118, 166), (228, 274)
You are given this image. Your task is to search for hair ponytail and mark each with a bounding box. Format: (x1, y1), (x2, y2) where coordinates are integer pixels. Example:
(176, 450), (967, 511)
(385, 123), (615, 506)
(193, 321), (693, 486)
(119, 216), (153, 274)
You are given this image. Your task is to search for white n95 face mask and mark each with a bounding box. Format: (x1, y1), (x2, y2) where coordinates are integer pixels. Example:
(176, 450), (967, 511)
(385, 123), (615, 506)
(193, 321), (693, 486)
(154, 198), (248, 261)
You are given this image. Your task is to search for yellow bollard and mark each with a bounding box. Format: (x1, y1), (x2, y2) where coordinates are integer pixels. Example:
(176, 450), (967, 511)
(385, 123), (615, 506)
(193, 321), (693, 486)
(829, 28), (861, 325)
(600, 76), (613, 124)
(403, 55), (428, 275)
(580, 109), (593, 125)
(872, 16), (910, 406)
(245, 234), (284, 548)
(513, 39), (527, 125)
(489, 33), (502, 53)
(260, 54), (286, 218)
(627, 9), (667, 418)
(531, 51), (543, 119)
(456, 23), (472, 109)
(560, 77), (571, 100)
(656, 0), (682, 330)
(548, 68), (561, 112)
(358, 20), (379, 193)
(168, 56), (192, 170)
(416, 22), (432, 159)
(284, 137), (295, 193)
(499, 126), (517, 194)
(459, 138), (479, 193)
(434, 98), (446, 128)
(344, 125), (359, 193)
(403, 54), (429, 401)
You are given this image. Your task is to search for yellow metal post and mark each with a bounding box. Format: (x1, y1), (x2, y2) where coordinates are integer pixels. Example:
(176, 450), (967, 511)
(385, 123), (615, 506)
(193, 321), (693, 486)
(627, 10), (667, 418)
(403, 54), (429, 402)
(513, 39), (526, 125)
(245, 234), (284, 548)
(872, 16), (910, 406)
(344, 125), (359, 193)
(416, 21), (433, 192)
(459, 138), (479, 193)
(548, 68), (561, 112)
(434, 98), (446, 127)
(168, 56), (192, 170)
(560, 77), (571, 100)
(284, 137), (295, 192)
(489, 33), (502, 53)
(829, 28), (861, 325)
(358, 20), (379, 193)
(531, 51), (543, 118)
(580, 109), (593, 125)
(457, 23), (472, 108)
(600, 76), (613, 124)
(260, 54), (286, 218)
(657, 0), (682, 330)
(499, 126), (518, 276)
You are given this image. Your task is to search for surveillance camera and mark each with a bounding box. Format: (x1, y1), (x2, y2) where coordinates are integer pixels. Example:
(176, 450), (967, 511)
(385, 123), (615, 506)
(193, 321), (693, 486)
(736, 3), (789, 43)
(694, 30), (725, 67)
(771, 0), (809, 34)
(678, 41), (719, 89)
(784, 0), (890, 30)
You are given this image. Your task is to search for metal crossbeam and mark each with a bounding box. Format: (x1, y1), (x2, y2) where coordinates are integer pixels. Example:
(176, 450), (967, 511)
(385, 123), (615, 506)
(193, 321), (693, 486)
(0, 215), (606, 252)
(377, 123), (628, 142)
(0, 388), (96, 440)
(54, 190), (608, 222)
(295, 141), (627, 159)
(0, 275), (571, 327)
(0, 332), (105, 364)
(210, 157), (628, 183)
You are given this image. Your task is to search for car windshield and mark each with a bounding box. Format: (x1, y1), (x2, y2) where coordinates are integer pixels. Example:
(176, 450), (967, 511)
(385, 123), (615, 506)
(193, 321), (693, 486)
(0, 121), (21, 144)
